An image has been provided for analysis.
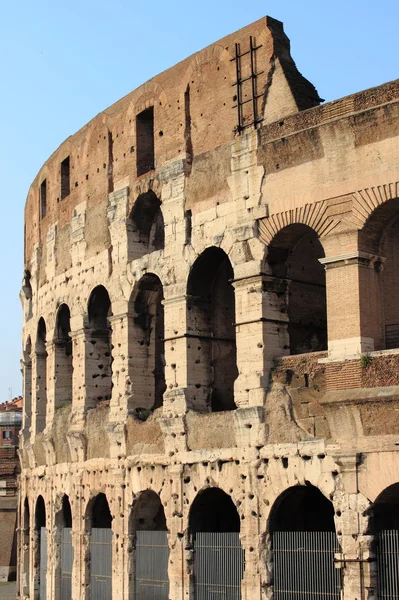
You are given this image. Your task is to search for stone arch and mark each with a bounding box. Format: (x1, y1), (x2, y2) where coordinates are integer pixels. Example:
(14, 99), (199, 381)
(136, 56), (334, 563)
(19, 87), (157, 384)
(369, 483), (399, 534)
(35, 318), (48, 434)
(358, 197), (399, 350)
(268, 484), (336, 534)
(128, 490), (169, 600)
(186, 247), (238, 412)
(86, 286), (113, 407)
(258, 201), (336, 248)
(127, 190), (164, 260)
(267, 223), (327, 355)
(189, 487), (240, 535)
(268, 484), (341, 600)
(129, 489), (167, 533)
(127, 274), (165, 413)
(188, 487), (244, 600)
(54, 304), (73, 409)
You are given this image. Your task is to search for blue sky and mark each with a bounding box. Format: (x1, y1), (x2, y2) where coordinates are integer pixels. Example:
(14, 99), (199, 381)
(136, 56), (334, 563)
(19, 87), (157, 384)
(0, 0), (398, 400)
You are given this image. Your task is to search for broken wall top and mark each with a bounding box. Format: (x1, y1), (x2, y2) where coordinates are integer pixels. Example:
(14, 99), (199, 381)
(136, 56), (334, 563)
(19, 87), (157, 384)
(24, 16), (320, 264)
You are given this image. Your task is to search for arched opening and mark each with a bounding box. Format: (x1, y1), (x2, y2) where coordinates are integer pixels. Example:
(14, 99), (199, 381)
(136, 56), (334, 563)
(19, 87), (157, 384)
(35, 319), (47, 434)
(34, 496), (46, 600)
(87, 286), (113, 407)
(87, 493), (112, 599)
(54, 305), (73, 409)
(128, 274), (165, 413)
(129, 490), (169, 599)
(359, 199), (399, 350)
(187, 247), (238, 412)
(268, 224), (327, 355)
(189, 488), (244, 599)
(55, 495), (73, 600)
(370, 483), (399, 597)
(22, 498), (30, 596)
(128, 191), (164, 260)
(23, 337), (32, 434)
(269, 485), (340, 599)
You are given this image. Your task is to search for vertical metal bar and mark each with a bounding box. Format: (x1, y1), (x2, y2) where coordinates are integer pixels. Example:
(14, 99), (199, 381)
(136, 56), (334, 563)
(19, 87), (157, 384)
(234, 43), (242, 132)
(249, 36), (258, 127)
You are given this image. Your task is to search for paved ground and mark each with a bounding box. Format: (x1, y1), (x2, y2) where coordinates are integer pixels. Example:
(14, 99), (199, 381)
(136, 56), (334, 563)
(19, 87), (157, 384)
(0, 582), (16, 599)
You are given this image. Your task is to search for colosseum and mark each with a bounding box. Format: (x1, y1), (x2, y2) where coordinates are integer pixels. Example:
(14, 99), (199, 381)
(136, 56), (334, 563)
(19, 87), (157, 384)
(18, 14), (399, 600)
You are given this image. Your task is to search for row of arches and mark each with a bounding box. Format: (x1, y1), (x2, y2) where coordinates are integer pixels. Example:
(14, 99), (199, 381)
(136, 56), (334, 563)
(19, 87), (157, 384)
(23, 482), (399, 599)
(24, 197), (399, 433)
(25, 246), (239, 434)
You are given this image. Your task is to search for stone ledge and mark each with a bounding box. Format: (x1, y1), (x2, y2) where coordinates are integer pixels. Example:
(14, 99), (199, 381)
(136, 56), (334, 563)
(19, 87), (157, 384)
(321, 385), (399, 406)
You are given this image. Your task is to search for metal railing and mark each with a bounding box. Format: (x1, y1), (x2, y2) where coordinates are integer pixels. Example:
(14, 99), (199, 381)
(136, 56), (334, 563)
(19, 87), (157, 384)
(135, 530), (170, 600)
(378, 530), (399, 599)
(273, 531), (341, 600)
(194, 532), (244, 600)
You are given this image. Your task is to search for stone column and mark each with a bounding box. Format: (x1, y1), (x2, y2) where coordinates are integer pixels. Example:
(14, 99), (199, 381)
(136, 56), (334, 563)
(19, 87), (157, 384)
(321, 251), (385, 359)
(111, 485), (125, 600)
(239, 466), (262, 600)
(333, 454), (371, 600)
(167, 465), (185, 600)
(108, 313), (130, 420)
(163, 288), (192, 414)
(233, 271), (289, 408)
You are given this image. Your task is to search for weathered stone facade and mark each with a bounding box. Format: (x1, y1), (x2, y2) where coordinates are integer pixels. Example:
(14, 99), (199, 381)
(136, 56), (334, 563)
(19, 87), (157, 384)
(18, 15), (399, 600)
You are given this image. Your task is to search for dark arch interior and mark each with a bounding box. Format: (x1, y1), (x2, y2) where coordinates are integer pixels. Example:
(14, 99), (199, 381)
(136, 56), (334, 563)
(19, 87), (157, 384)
(24, 497), (30, 528)
(91, 493), (112, 529)
(37, 318), (47, 346)
(62, 495), (72, 528)
(268, 224), (327, 355)
(88, 286), (112, 330)
(187, 247), (238, 411)
(370, 483), (399, 533)
(132, 274), (165, 410)
(56, 304), (72, 356)
(189, 488), (240, 534)
(87, 286), (113, 403)
(130, 490), (167, 532)
(35, 496), (46, 530)
(130, 190), (164, 252)
(269, 485), (335, 532)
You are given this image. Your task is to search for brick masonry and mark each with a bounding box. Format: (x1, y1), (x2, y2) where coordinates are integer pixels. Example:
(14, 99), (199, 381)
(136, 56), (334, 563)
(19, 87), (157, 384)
(18, 15), (399, 600)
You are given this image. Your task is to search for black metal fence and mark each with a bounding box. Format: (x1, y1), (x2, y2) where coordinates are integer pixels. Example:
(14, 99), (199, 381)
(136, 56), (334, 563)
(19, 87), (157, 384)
(193, 532), (244, 600)
(61, 527), (73, 600)
(40, 527), (47, 600)
(273, 531), (341, 600)
(90, 528), (112, 600)
(378, 530), (399, 599)
(135, 530), (170, 600)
